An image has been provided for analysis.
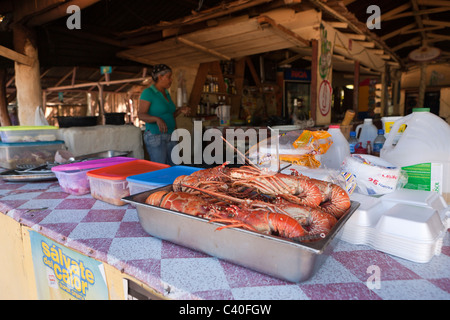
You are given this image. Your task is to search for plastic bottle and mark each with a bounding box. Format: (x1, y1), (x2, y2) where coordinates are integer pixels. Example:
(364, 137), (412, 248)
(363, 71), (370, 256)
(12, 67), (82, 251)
(321, 125), (350, 170)
(366, 141), (372, 155)
(381, 108), (450, 202)
(355, 118), (378, 149)
(348, 131), (358, 154)
(372, 129), (386, 156)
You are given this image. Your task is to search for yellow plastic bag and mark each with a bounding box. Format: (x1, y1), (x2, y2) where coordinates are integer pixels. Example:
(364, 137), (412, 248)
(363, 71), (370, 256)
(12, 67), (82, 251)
(292, 130), (333, 155)
(277, 131), (333, 169)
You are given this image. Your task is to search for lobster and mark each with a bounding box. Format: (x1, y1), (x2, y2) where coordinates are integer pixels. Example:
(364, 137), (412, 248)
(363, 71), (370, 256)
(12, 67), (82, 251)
(179, 184), (338, 239)
(228, 165), (323, 208)
(144, 190), (309, 240)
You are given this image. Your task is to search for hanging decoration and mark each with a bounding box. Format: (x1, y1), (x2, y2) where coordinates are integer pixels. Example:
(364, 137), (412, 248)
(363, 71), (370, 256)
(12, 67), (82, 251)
(408, 46), (441, 63)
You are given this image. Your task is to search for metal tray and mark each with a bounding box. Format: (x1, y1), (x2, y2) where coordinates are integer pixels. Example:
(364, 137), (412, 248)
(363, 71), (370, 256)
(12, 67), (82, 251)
(123, 186), (359, 283)
(0, 169), (56, 182)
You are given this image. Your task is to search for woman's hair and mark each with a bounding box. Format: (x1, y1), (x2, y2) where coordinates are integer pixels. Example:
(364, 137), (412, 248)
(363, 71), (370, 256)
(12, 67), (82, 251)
(151, 64), (172, 82)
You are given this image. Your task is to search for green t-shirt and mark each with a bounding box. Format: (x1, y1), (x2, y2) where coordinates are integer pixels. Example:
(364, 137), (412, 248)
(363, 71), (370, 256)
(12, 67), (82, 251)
(140, 85), (176, 134)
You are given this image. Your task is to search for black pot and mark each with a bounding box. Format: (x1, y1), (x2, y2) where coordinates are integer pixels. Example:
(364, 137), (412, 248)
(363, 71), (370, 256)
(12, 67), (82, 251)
(57, 116), (98, 128)
(105, 113), (126, 125)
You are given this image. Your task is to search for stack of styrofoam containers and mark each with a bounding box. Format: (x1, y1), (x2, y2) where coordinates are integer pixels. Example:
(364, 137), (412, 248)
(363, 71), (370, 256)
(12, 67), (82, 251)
(341, 189), (450, 263)
(51, 157), (136, 195)
(127, 165), (202, 195)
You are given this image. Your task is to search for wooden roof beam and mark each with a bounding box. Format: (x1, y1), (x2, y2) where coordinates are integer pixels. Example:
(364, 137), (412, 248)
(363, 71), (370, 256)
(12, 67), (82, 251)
(307, 0), (403, 68)
(423, 19), (450, 28)
(411, 0), (427, 43)
(257, 15), (311, 47)
(383, 6), (450, 21)
(417, 0), (450, 6)
(381, 23), (415, 41)
(0, 45), (33, 66)
(176, 36), (231, 61)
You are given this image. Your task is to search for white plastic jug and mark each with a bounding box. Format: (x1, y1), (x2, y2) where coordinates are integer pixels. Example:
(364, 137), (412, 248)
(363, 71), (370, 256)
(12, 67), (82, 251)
(216, 104), (230, 126)
(321, 125), (350, 170)
(381, 109), (450, 202)
(355, 118), (378, 149)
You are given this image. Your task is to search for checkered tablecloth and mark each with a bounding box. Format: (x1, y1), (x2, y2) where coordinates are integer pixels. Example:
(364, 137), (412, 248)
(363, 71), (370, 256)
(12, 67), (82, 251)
(1, 179), (449, 300)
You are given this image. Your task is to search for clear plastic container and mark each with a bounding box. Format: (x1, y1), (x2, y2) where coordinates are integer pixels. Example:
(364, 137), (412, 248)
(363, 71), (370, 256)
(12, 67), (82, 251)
(0, 126), (58, 143)
(127, 165), (202, 195)
(381, 108), (450, 202)
(86, 160), (170, 206)
(51, 157), (136, 195)
(320, 125), (350, 170)
(0, 140), (66, 169)
(355, 118), (378, 149)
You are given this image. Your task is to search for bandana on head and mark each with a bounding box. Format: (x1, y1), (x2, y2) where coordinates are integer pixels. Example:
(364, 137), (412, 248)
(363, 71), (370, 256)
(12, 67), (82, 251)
(151, 64), (172, 81)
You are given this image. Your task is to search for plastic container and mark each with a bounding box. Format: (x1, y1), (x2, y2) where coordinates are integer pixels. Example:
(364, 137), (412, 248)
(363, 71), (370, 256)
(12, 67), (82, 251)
(355, 118), (378, 149)
(381, 116), (404, 139)
(86, 160), (169, 206)
(348, 131), (358, 154)
(52, 157), (136, 195)
(320, 125), (350, 170)
(341, 189), (449, 263)
(0, 126), (58, 143)
(0, 140), (66, 169)
(381, 108), (450, 203)
(127, 165), (202, 195)
(372, 129), (386, 156)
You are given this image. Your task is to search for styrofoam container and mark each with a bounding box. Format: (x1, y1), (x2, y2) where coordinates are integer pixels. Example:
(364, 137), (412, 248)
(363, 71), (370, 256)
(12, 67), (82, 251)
(0, 126), (58, 143)
(86, 160), (169, 206)
(341, 189), (449, 263)
(127, 165), (202, 195)
(51, 157), (136, 195)
(0, 140), (66, 169)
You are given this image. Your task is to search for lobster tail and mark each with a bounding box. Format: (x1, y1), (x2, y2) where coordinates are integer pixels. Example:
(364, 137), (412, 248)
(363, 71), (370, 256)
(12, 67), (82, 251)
(145, 191), (170, 206)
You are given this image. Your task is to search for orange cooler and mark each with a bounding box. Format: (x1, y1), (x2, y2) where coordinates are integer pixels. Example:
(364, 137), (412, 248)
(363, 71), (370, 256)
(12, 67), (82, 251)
(86, 160), (169, 206)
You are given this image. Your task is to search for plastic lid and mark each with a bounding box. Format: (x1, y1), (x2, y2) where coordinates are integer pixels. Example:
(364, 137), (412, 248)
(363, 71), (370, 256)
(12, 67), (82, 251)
(127, 166), (202, 186)
(378, 129), (384, 134)
(328, 125), (340, 129)
(52, 157), (136, 172)
(412, 108), (430, 112)
(0, 126), (58, 131)
(350, 131), (356, 137)
(86, 159), (169, 180)
(0, 140), (64, 146)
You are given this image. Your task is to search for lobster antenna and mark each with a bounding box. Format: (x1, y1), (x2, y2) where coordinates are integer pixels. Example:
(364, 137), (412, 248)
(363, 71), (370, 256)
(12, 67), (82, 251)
(221, 136), (259, 169)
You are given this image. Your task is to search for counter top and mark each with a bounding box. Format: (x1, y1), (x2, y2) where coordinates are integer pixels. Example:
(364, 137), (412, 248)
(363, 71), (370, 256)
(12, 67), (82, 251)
(1, 178), (449, 300)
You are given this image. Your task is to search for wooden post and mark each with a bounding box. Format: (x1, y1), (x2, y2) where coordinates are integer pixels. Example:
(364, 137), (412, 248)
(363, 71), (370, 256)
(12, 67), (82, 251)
(310, 39), (318, 124)
(353, 60), (360, 114)
(13, 24), (42, 125)
(0, 68), (12, 126)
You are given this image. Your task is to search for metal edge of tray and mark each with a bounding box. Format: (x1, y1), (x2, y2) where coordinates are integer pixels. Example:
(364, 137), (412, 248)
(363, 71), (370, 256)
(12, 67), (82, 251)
(74, 150), (131, 161)
(122, 186), (359, 282)
(0, 170), (57, 182)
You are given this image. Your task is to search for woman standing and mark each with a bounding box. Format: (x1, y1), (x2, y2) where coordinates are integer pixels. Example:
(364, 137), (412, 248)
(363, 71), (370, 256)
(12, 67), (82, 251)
(138, 64), (190, 165)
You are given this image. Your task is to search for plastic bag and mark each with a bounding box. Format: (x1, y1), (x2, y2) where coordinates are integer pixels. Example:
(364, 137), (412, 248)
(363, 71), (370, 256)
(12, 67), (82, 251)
(342, 154), (408, 196)
(35, 106), (49, 126)
(247, 130), (332, 170)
